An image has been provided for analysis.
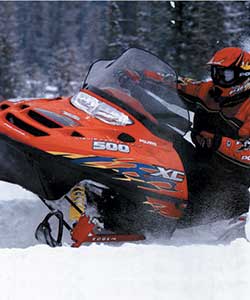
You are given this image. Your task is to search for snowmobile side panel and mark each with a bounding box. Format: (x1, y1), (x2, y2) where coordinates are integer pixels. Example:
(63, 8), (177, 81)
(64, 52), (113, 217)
(0, 133), (89, 199)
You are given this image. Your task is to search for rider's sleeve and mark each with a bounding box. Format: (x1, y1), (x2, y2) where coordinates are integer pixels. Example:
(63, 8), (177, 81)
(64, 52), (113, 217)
(177, 77), (213, 111)
(237, 99), (250, 139)
(218, 100), (250, 167)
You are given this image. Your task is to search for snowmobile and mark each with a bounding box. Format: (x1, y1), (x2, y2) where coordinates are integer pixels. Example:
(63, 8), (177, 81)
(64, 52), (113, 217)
(0, 48), (248, 247)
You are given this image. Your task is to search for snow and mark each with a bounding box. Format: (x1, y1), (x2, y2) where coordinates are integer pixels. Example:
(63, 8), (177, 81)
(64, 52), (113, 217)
(170, 1), (175, 9)
(1, 240), (250, 300)
(241, 37), (250, 52)
(45, 85), (58, 92)
(0, 181), (250, 300)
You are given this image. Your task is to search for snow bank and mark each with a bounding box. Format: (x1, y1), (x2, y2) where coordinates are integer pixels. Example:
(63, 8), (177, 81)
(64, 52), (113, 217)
(0, 181), (250, 300)
(0, 181), (37, 201)
(0, 241), (249, 300)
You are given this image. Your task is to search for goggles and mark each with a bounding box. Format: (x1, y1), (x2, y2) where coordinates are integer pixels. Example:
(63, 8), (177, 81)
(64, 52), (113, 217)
(211, 66), (239, 87)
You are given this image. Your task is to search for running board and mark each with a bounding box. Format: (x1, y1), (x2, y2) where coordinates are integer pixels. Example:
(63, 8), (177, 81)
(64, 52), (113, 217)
(71, 214), (145, 247)
(38, 197), (145, 247)
(72, 233), (145, 247)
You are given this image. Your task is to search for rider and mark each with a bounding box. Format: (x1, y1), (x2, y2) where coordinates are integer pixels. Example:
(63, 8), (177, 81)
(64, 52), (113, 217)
(176, 47), (250, 226)
(117, 48), (250, 226)
(178, 47), (250, 152)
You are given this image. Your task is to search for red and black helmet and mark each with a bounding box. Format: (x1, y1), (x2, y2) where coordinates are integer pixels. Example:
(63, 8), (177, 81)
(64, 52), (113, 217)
(208, 47), (250, 87)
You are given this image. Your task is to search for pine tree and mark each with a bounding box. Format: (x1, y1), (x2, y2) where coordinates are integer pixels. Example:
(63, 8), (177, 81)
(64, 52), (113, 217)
(1, 1), (249, 99)
(0, 2), (23, 99)
(136, 1), (152, 51)
(81, 2), (108, 64)
(221, 1), (250, 49)
(105, 1), (124, 58)
(104, 1), (141, 58)
(149, 2), (174, 58)
(170, 1), (226, 78)
(48, 2), (89, 95)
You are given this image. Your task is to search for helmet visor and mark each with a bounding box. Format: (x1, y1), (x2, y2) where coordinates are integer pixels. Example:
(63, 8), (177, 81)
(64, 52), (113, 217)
(211, 66), (238, 87)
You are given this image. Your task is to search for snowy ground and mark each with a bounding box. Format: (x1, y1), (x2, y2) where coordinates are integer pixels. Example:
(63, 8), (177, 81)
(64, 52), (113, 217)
(0, 181), (250, 300)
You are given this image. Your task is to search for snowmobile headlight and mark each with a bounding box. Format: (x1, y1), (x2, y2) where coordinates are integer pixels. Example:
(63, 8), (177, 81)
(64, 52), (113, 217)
(71, 92), (133, 126)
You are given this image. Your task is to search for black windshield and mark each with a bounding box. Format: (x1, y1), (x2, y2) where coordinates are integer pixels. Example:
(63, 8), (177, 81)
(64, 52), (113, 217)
(84, 48), (190, 137)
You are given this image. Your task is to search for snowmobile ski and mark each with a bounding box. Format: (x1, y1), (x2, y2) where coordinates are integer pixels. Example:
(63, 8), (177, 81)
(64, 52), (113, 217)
(36, 196), (145, 247)
(35, 210), (64, 247)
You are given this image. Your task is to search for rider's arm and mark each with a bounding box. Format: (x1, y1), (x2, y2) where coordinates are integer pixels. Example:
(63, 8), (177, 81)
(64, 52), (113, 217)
(238, 119), (250, 140)
(177, 77), (213, 111)
(237, 100), (250, 139)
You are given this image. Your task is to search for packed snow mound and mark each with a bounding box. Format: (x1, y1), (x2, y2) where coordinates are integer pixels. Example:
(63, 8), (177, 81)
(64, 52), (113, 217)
(0, 182), (46, 248)
(0, 181), (37, 201)
(0, 241), (250, 300)
(0, 181), (250, 300)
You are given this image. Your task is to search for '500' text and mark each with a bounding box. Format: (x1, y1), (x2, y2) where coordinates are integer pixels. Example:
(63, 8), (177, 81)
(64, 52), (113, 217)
(93, 141), (130, 153)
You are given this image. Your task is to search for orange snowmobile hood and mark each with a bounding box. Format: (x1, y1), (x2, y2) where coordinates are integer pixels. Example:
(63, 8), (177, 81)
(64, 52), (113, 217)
(0, 91), (187, 190)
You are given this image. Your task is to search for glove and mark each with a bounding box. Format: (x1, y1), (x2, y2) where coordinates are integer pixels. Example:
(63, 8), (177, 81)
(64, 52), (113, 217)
(195, 131), (215, 148)
(177, 76), (195, 85)
(192, 130), (222, 151)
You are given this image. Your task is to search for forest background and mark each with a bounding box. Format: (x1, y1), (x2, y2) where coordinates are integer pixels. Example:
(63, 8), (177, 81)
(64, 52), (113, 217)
(1, 1), (249, 99)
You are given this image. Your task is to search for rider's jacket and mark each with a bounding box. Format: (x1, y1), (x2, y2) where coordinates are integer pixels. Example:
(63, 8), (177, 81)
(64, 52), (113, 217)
(177, 77), (250, 168)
